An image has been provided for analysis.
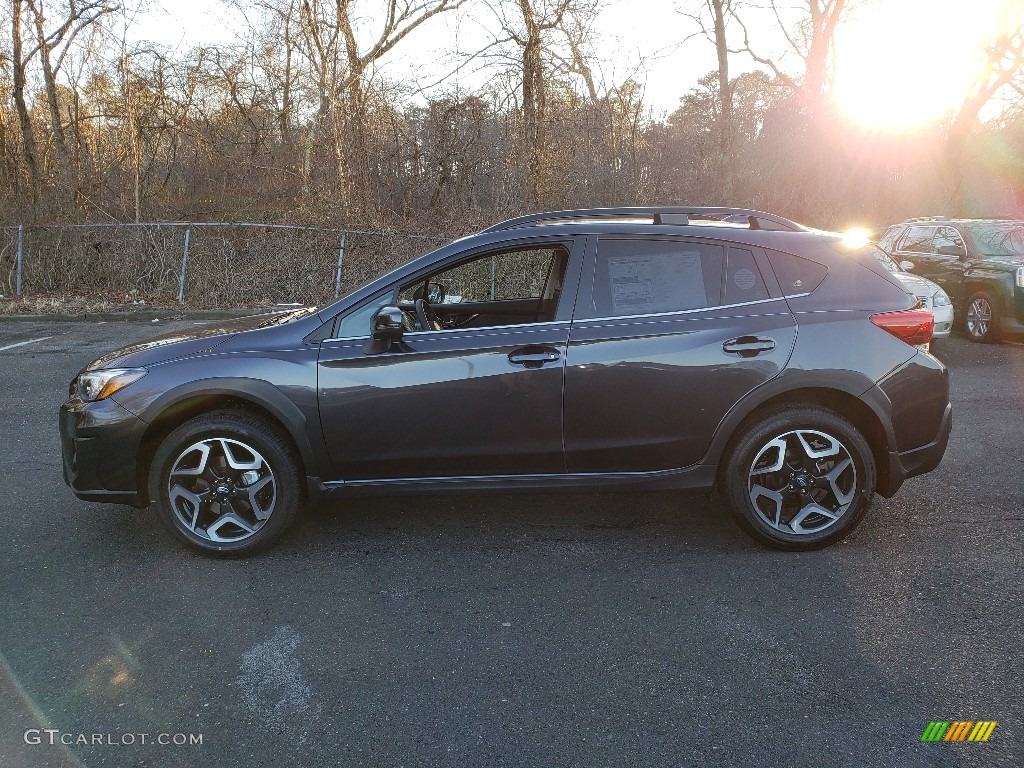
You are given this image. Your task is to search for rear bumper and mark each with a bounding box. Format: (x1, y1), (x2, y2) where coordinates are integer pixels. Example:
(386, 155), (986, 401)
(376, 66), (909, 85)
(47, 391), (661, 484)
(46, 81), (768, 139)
(60, 397), (148, 507)
(878, 401), (952, 497)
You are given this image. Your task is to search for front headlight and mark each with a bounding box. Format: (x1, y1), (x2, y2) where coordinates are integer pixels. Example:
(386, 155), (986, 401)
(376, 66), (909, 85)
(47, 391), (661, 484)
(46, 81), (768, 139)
(72, 368), (147, 402)
(932, 290), (951, 307)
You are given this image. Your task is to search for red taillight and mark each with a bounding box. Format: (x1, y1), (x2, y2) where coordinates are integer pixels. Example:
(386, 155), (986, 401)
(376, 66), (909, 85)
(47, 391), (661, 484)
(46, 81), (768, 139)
(870, 308), (934, 346)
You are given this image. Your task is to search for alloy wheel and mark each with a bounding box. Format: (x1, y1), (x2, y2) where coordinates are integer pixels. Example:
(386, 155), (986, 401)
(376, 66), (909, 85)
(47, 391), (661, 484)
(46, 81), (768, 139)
(966, 297), (993, 339)
(167, 438), (277, 543)
(746, 429), (857, 535)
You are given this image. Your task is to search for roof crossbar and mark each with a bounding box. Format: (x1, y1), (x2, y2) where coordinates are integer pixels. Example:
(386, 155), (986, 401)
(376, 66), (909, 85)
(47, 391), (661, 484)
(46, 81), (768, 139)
(483, 206), (802, 232)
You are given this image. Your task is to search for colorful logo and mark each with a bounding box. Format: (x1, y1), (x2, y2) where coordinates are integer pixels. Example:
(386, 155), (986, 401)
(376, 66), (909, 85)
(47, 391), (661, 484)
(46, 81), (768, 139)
(921, 721), (997, 742)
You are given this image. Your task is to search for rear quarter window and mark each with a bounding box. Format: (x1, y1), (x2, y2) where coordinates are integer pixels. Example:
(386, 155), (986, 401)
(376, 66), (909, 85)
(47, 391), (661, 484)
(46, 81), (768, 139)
(767, 252), (828, 296)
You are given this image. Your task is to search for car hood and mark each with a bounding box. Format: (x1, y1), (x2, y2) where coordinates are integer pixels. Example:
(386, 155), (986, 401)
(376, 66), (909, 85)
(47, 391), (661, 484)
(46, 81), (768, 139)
(892, 271), (940, 296)
(83, 310), (312, 371)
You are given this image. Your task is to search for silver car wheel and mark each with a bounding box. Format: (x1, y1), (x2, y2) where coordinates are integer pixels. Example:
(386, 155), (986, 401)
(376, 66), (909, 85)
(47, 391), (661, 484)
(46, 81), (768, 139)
(747, 429), (857, 535)
(966, 297), (992, 339)
(167, 438), (277, 543)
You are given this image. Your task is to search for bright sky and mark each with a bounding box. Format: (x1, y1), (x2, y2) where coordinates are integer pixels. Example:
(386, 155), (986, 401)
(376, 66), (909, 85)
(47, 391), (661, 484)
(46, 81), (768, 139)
(833, 0), (1011, 129)
(128, 0), (1016, 123)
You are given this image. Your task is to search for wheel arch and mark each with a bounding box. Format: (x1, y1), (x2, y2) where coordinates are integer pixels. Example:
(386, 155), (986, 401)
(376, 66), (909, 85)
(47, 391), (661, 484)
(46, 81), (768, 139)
(134, 379), (317, 505)
(711, 385), (893, 496)
(961, 274), (1010, 315)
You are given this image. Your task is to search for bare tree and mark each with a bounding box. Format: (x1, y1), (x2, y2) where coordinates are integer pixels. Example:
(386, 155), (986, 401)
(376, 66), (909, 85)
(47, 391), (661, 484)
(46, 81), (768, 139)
(730, 0), (848, 112)
(284, 0), (466, 211)
(28, 2), (117, 177)
(481, 0), (599, 208)
(681, 0), (736, 198)
(10, 0), (42, 201)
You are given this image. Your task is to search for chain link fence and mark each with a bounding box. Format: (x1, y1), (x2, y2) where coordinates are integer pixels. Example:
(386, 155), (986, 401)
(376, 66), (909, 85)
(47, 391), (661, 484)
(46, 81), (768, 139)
(0, 222), (450, 308)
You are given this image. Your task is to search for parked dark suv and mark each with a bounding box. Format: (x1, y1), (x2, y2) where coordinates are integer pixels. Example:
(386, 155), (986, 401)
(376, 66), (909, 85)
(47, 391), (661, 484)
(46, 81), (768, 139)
(61, 207), (951, 555)
(879, 217), (1024, 342)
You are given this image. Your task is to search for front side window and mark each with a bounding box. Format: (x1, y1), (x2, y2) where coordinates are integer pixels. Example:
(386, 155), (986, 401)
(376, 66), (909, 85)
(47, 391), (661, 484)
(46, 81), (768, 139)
(583, 239), (726, 318)
(400, 247), (563, 305)
(899, 226), (937, 253)
(396, 244), (570, 329)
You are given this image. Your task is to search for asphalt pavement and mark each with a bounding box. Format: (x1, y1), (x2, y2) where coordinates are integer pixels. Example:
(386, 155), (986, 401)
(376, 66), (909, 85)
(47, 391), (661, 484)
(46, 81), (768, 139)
(0, 319), (1021, 767)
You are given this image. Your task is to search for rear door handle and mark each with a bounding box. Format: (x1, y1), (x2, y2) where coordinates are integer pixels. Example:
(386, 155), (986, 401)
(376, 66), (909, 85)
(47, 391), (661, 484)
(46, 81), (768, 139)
(508, 346), (561, 368)
(722, 336), (776, 357)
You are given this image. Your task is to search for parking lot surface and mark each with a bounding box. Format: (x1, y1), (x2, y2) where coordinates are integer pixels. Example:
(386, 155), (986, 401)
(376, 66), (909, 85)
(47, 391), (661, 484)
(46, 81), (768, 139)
(1, 319), (1021, 767)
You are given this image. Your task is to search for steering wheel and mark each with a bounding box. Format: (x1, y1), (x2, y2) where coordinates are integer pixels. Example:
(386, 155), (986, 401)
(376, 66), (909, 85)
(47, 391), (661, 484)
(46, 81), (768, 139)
(414, 298), (442, 331)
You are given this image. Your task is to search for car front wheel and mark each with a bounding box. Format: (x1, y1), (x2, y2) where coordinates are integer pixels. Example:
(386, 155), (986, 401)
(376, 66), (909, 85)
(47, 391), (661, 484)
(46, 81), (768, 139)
(964, 291), (1000, 343)
(721, 407), (876, 550)
(149, 411), (302, 556)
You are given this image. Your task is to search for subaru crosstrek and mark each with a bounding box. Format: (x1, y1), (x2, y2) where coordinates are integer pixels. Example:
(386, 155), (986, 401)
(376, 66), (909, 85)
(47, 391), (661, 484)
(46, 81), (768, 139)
(61, 207), (952, 555)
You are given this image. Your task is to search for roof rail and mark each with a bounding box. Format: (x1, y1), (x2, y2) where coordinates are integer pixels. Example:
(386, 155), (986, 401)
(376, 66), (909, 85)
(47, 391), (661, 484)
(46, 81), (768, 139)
(483, 206), (805, 233)
(903, 216), (950, 223)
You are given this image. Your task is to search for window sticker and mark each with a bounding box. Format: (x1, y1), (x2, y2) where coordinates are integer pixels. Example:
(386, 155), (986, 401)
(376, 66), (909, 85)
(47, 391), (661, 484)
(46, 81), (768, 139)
(608, 251), (707, 315)
(733, 268), (756, 290)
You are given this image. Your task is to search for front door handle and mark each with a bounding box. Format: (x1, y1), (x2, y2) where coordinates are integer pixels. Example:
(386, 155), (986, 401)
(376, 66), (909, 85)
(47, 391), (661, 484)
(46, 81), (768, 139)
(508, 346), (561, 368)
(722, 336), (776, 357)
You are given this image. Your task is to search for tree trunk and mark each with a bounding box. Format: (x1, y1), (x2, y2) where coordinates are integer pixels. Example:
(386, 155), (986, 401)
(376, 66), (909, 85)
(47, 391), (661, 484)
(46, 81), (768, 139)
(32, 6), (73, 183)
(711, 0), (732, 199)
(11, 1), (41, 203)
(519, 0), (545, 209)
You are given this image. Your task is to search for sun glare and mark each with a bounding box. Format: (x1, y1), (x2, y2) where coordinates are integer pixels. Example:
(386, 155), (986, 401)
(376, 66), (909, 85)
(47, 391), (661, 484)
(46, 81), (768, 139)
(833, 0), (1008, 130)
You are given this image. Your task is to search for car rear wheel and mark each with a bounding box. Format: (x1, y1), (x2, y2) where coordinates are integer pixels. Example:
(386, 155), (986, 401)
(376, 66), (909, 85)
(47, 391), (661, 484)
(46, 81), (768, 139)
(964, 291), (1000, 343)
(720, 407), (876, 550)
(149, 411), (302, 556)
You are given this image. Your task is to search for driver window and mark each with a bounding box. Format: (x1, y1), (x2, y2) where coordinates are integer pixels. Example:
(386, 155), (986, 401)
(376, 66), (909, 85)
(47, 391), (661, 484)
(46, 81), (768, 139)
(899, 226), (936, 253)
(398, 245), (569, 328)
(401, 247), (563, 305)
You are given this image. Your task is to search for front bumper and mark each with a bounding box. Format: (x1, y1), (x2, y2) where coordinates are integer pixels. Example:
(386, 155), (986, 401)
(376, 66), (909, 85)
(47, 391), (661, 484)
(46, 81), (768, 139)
(60, 397), (148, 507)
(931, 304), (953, 338)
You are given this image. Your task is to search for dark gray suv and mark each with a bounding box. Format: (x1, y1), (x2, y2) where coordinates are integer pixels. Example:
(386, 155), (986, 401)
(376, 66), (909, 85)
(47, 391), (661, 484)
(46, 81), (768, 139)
(61, 207), (951, 555)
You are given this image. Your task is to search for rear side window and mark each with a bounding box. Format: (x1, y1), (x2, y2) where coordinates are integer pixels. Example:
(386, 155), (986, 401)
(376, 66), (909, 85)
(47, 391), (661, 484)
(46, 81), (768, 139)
(724, 248), (770, 305)
(767, 252), (828, 296)
(584, 239), (725, 318)
(933, 226), (964, 251)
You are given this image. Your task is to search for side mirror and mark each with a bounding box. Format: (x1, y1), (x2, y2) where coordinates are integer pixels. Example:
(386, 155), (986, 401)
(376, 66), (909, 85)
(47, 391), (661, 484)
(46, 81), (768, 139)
(900, 260), (915, 271)
(936, 244), (966, 258)
(427, 282), (446, 303)
(413, 281), (446, 303)
(371, 306), (405, 341)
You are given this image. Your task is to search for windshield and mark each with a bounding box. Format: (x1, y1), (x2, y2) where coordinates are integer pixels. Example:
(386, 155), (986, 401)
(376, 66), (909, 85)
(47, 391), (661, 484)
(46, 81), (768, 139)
(963, 222), (1024, 256)
(868, 245), (902, 272)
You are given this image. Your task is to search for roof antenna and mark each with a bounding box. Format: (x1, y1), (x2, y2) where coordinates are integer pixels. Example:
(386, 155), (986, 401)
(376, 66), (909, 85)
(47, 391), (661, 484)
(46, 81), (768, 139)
(747, 216), (761, 230)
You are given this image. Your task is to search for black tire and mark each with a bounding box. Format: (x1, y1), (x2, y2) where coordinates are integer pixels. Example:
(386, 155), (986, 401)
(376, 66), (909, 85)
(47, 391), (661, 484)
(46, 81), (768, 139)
(720, 406), (876, 551)
(149, 410), (302, 556)
(964, 291), (1000, 343)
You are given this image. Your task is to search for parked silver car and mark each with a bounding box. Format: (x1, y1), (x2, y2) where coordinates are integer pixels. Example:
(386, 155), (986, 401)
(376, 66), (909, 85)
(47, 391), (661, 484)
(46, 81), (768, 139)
(872, 248), (954, 338)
